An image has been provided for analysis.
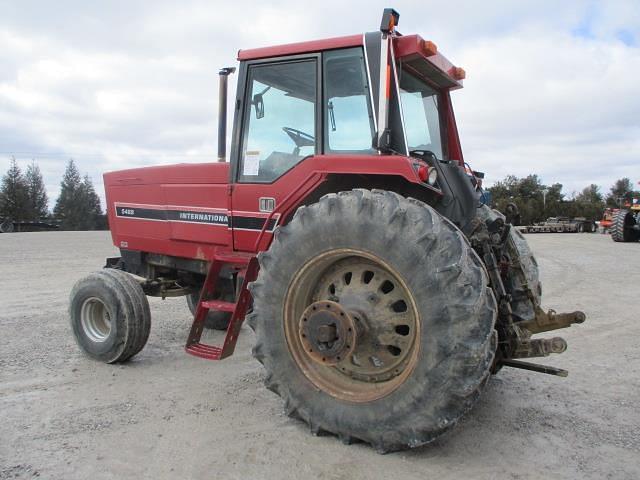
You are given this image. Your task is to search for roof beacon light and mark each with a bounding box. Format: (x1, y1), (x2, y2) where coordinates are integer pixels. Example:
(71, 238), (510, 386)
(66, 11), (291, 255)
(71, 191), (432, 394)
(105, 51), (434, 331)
(380, 8), (400, 33)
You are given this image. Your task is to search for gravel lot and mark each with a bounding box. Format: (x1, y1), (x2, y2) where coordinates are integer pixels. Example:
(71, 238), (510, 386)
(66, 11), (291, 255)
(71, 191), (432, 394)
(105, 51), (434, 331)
(1, 231), (639, 479)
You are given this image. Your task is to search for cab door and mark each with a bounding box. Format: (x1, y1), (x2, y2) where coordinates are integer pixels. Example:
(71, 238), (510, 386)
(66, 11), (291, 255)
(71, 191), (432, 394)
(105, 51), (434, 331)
(229, 54), (320, 252)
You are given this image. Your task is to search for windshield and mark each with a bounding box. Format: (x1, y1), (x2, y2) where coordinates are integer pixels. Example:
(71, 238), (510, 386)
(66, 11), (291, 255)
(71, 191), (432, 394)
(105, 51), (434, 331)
(398, 70), (444, 159)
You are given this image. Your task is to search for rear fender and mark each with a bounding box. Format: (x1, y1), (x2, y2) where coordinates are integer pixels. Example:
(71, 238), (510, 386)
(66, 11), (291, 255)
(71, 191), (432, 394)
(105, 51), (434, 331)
(246, 154), (440, 252)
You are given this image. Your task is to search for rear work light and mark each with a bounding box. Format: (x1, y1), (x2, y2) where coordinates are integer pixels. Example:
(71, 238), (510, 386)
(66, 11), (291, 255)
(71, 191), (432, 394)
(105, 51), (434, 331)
(417, 165), (438, 186)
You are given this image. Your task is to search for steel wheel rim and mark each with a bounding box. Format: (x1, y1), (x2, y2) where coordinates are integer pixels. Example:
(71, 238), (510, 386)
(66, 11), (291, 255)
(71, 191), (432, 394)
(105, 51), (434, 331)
(80, 297), (112, 342)
(284, 249), (421, 403)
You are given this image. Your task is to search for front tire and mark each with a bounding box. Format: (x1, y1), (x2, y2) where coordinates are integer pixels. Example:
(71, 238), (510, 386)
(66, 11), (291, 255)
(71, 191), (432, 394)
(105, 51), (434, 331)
(70, 269), (151, 363)
(248, 190), (497, 452)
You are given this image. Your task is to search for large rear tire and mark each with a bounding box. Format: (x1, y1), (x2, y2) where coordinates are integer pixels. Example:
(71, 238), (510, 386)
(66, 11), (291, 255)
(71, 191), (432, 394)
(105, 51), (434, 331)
(611, 210), (638, 242)
(248, 189), (497, 452)
(70, 269), (151, 363)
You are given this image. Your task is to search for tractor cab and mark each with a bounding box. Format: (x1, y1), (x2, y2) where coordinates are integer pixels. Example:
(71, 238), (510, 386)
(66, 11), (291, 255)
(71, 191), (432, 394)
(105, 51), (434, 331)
(226, 32), (464, 172)
(224, 12), (466, 171)
(221, 9), (478, 251)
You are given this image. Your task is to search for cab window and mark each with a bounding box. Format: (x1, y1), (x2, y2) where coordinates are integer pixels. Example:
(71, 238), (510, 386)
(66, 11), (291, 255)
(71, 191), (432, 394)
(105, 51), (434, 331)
(239, 60), (317, 182)
(323, 48), (375, 153)
(398, 70), (444, 159)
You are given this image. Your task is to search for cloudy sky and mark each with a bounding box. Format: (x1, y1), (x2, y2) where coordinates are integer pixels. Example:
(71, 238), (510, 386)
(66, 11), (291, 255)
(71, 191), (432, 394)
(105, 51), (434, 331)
(1, 0), (639, 209)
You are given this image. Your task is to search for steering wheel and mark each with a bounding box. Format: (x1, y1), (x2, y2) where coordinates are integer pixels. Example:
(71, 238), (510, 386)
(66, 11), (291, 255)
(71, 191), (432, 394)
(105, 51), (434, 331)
(282, 127), (315, 149)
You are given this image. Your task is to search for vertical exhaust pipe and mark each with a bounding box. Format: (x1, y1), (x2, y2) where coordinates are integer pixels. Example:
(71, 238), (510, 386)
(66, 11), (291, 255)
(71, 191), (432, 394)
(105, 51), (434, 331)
(217, 67), (236, 162)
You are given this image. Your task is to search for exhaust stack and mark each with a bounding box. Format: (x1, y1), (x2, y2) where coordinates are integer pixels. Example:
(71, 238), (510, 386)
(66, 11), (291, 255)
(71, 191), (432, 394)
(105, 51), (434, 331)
(217, 67), (236, 162)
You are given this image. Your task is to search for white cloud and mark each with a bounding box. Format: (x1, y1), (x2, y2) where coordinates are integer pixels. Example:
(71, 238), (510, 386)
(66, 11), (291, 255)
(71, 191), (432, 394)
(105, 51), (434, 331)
(454, 23), (640, 192)
(0, 0), (639, 210)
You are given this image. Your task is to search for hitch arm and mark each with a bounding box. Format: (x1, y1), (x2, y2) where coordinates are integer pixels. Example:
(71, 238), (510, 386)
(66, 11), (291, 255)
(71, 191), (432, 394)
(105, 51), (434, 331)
(520, 308), (586, 334)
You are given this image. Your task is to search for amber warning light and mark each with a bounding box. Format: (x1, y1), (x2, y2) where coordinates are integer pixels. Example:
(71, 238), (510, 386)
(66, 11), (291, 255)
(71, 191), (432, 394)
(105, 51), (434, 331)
(421, 40), (438, 57)
(450, 66), (466, 80)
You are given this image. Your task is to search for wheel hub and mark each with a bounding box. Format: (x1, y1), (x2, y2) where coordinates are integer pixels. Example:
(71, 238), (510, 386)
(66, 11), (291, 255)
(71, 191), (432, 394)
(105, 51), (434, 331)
(312, 258), (418, 383)
(80, 297), (111, 343)
(299, 301), (356, 366)
(284, 250), (421, 402)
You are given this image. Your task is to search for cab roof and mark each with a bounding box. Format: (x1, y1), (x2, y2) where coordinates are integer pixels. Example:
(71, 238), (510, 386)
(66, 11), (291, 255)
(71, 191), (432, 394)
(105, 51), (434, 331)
(237, 32), (464, 88)
(237, 34), (363, 61)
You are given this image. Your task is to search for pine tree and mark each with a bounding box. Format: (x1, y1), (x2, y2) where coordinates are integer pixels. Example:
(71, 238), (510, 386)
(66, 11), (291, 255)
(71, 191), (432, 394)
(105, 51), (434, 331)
(54, 160), (104, 230)
(54, 159), (83, 230)
(24, 160), (49, 220)
(573, 184), (605, 220)
(78, 174), (103, 230)
(0, 157), (29, 220)
(576, 184), (603, 205)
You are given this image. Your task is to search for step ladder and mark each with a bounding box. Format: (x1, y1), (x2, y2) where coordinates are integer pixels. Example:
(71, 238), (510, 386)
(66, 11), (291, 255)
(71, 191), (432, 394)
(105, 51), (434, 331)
(185, 253), (258, 360)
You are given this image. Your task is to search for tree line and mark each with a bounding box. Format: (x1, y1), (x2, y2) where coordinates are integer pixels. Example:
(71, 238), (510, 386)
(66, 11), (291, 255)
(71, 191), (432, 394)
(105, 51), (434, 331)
(2, 157), (637, 231)
(0, 158), (106, 230)
(487, 175), (639, 226)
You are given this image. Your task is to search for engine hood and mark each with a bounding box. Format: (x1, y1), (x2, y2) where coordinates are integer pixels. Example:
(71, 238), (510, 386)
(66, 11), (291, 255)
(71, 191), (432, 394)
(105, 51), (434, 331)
(103, 162), (230, 187)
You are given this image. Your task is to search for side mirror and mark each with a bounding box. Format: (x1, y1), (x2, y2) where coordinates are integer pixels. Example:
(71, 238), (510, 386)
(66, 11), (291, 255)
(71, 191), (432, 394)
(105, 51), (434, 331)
(253, 93), (265, 119)
(252, 85), (271, 119)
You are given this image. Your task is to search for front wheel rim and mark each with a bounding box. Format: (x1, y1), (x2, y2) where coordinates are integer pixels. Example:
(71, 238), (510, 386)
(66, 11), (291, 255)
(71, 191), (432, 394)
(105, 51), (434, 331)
(284, 249), (421, 403)
(80, 297), (112, 342)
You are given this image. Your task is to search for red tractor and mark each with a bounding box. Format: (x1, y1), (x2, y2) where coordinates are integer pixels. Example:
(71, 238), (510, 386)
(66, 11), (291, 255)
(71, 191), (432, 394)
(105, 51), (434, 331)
(69, 9), (585, 452)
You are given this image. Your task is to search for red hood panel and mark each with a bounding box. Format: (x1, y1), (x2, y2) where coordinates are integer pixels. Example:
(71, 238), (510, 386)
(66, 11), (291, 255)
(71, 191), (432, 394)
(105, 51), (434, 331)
(104, 162), (229, 186)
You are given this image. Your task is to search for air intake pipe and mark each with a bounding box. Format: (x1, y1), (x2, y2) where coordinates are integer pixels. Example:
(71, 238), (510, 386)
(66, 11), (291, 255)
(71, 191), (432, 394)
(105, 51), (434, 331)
(217, 67), (236, 162)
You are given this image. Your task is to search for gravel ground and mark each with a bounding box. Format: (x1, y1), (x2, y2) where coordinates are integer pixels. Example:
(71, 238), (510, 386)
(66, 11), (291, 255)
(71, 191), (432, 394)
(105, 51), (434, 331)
(1, 231), (639, 480)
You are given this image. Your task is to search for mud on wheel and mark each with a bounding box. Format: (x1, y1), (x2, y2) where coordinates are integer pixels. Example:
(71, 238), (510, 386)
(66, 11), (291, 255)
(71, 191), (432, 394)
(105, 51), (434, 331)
(248, 189), (497, 452)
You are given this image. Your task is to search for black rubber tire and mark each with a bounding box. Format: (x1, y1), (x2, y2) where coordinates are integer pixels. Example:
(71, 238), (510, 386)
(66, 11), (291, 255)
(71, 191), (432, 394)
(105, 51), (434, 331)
(70, 269), (151, 363)
(186, 291), (232, 331)
(611, 210), (638, 242)
(477, 206), (541, 322)
(248, 189), (497, 452)
(102, 269), (151, 357)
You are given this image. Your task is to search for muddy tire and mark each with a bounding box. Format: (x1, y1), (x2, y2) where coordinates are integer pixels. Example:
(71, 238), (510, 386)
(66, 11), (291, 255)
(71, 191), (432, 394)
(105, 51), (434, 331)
(70, 269), (151, 363)
(611, 210), (638, 242)
(248, 189), (497, 452)
(477, 205), (541, 322)
(187, 281), (235, 330)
